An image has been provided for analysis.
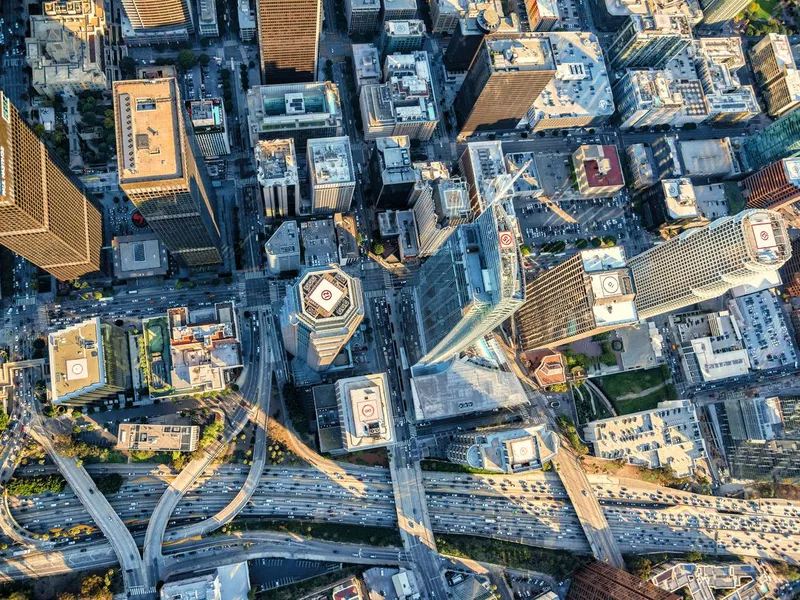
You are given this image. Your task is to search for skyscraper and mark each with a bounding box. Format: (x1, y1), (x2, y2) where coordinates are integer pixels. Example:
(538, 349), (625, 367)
(0, 91), (103, 281)
(402, 199), (525, 366)
(412, 177), (471, 257)
(743, 158), (800, 212)
(255, 139), (300, 219)
(743, 108), (800, 171)
(280, 265), (365, 371)
(113, 78), (223, 267)
(607, 15), (693, 70)
(257, 0), (321, 83)
(119, 0), (194, 43)
(516, 247), (638, 351)
(454, 34), (556, 138)
(750, 34), (800, 118)
(628, 210), (791, 319)
(307, 137), (356, 214)
(700, 0), (751, 25)
(567, 562), (679, 600)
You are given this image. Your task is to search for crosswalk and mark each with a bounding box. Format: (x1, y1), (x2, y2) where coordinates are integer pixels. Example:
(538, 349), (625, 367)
(128, 585), (156, 596)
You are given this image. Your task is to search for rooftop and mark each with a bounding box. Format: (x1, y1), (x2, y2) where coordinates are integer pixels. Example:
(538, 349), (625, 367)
(300, 219), (339, 267)
(784, 158), (800, 187)
(459, 425), (559, 473)
(48, 318), (107, 403)
(112, 233), (169, 278)
(661, 178), (699, 220)
(247, 82), (342, 134)
(299, 267), (357, 320)
(384, 19), (426, 35)
(672, 310), (750, 383)
(352, 44), (381, 87)
(678, 137), (737, 177)
(462, 141), (507, 208)
(532, 353), (566, 387)
(504, 152), (542, 197)
(185, 98), (226, 132)
(383, 0), (417, 11)
(694, 38), (760, 119)
(529, 32), (615, 127)
(114, 78), (184, 184)
(117, 424), (199, 452)
(307, 137), (355, 186)
(410, 358), (529, 421)
(375, 135), (417, 185)
(255, 139), (298, 186)
(573, 145), (624, 189)
(434, 178), (471, 218)
(580, 247), (639, 328)
(484, 35), (556, 72)
(265, 220), (300, 257)
(337, 373), (394, 451)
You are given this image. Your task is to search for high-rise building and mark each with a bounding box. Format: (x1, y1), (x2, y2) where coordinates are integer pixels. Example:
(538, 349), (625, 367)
(454, 35), (556, 138)
(750, 34), (800, 118)
(413, 177), (471, 257)
(382, 0), (417, 20)
(504, 152), (543, 199)
(345, 0), (380, 34)
(238, 0), (256, 41)
(700, 0), (750, 25)
(444, 7), (519, 73)
(280, 265), (365, 371)
(255, 139), (300, 219)
(458, 141), (507, 214)
(0, 91), (103, 281)
(628, 210), (791, 319)
(353, 44), (381, 93)
(525, 0), (559, 30)
(113, 78), (222, 267)
(26, 0), (108, 98)
(743, 108), (800, 171)
(197, 0), (219, 36)
(257, 0), (321, 83)
(693, 37), (760, 123)
(119, 0), (194, 44)
(607, 15), (693, 70)
(48, 318), (131, 405)
(744, 158), (800, 212)
(264, 220), (301, 275)
(381, 20), (426, 56)
(567, 562), (680, 600)
(307, 137), (356, 214)
(246, 82), (343, 149)
(370, 136), (418, 208)
(185, 98), (231, 158)
(446, 425), (559, 473)
(516, 247), (638, 351)
(642, 178), (709, 238)
(402, 199), (525, 366)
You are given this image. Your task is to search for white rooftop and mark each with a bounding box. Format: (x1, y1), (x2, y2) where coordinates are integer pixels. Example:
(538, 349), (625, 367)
(662, 178), (699, 220)
(255, 139), (298, 186)
(308, 137), (355, 186)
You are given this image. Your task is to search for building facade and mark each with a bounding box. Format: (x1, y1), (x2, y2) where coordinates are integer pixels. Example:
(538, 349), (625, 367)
(700, 0), (750, 25)
(413, 177), (471, 257)
(257, 0), (321, 83)
(255, 139), (300, 219)
(607, 15), (693, 70)
(381, 20), (426, 55)
(744, 158), (800, 214)
(346, 0), (380, 34)
(113, 78), (222, 267)
(307, 137), (356, 214)
(119, 0), (194, 43)
(743, 108), (800, 171)
(265, 220), (301, 275)
(750, 34), (800, 118)
(370, 135), (417, 208)
(0, 92), (103, 281)
(185, 98), (231, 158)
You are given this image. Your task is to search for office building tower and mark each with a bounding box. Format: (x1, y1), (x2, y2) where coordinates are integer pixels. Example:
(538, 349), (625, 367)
(307, 137), (356, 214)
(197, 0), (218, 36)
(446, 425), (559, 473)
(246, 82), (343, 149)
(694, 38), (760, 123)
(413, 177), (471, 257)
(370, 136), (417, 208)
(0, 92), (102, 281)
(642, 178), (709, 238)
(743, 109), (800, 171)
(517, 247), (638, 351)
(613, 69), (708, 130)
(346, 0), (380, 34)
(185, 98), (231, 158)
(525, 0), (559, 30)
(628, 210), (791, 319)
(360, 51), (439, 141)
(238, 0), (256, 41)
(403, 199), (525, 365)
(255, 139), (299, 219)
(700, 0), (750, 25)
(26, 0), (108, 98)
(353, 44), (381, 93)
(408, 161), (451, 205)
(625, 144), (658, 190)
(265, 220), (301, 275)
(382, 0), (417, 20)
(280, 265), (365, 371)
(257, 0), (321, 83)
(444, 7), (519, 73)
(334, 213), (359, 265)
(381, 20), (426, 56)
(48, 318), (131, 405)
(782, 238), (800, 296)
(743, 158), (800, 225)
(504, 152), (542, 199)
(455, 35), (556, 138)
(459, 141), (507, 215)
(113, 78), (222, 267)
(567, 562), (680, 600)
(607, 15), (693, 70)
(119, 0), (194, 44)
(750, 34), (800, 118)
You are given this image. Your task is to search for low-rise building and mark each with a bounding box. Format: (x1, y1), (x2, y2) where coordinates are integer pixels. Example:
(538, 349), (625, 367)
(111, 234), (169, 280)
(265, 220), (301, 276)
(159, 563), (251, 600)
(307, 136), (356, 214)
(246, 82), (344, 149)
(731, 289), (797, 372)
(583, 399), (707, 477)
(352, 44), (381, 93)
(336, 373), (394, 453)
(48, 318), (131, 405)
(26, 0), (108, 97)
(572, 145), (625, 198)
(301, 219), (338, 267)
(445, 425), (559, 473)
(185, 98), (231, 158)
(117, 423), (199, 452)
(255, 139), (300, 219)
(197, 0), (219, 37)
(360, 51), (438, 141)
(238, 0), (256, 41)
(678, 137), (740, 179)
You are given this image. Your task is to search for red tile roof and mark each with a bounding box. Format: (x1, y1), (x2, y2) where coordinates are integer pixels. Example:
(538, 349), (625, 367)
(583, 145), (624, 189)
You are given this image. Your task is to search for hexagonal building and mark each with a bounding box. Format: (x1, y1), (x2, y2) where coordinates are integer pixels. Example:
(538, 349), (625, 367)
(280, 265), (365, 371)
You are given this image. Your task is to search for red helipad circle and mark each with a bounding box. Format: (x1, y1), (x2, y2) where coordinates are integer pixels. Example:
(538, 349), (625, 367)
(500, 232), (514, 246)
(760, 231), (770, 240)
(518, 447), (529, 456)
(361, 404), (375, 417)
(321, 289), (333, 301)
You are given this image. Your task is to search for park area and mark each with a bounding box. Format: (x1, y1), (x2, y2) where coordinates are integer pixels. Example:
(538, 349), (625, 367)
(593, 365), (677, 415)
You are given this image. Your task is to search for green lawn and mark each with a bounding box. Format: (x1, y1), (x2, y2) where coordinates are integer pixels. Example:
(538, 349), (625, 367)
(594, 366), (677, 415)
(751, 0), (778, 18)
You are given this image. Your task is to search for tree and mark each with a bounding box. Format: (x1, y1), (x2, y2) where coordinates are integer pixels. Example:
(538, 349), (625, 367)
(372, 242), (384, 255)
(119, 56), (137, 79)
(519, 244), (532, 256)
(590, 237), (602, 248)
(685, 550), (703, 562)
(177, 49), (198, 71)
(198, 53), (211, 66)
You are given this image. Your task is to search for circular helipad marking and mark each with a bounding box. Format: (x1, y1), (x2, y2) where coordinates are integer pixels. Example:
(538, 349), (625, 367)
(361, 404), (375, 418)
(321, 289), (333, 301)
(760, 230), (770, 241)
(71, 363), (85, 376)
(518, 446), (529, 456)
(499, 232), (514, 247)
(602, 277), (620, 294)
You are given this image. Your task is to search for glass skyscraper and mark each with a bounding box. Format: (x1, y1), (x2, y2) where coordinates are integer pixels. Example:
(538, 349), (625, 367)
(743, 108), (800, 170)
